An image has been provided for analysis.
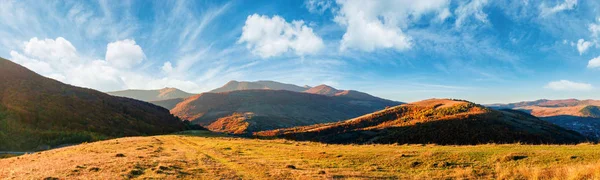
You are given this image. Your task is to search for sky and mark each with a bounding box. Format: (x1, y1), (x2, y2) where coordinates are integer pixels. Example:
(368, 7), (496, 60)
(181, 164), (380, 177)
(0, 0), (599, 104)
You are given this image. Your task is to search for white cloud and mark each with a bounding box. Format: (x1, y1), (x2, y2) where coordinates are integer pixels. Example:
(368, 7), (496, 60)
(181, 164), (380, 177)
(577, 39), (593, 55)
(588, 56), (600, 69)
(238, 14), (324, 58)
(333, 0), (451, 52)
(105, 39), (145, 69)
(162, 61), (173, 73)
(9, 37), (200, 92)
(454, 0), (489, 28)
(437, 8), (452, 22)
(545, 80), (592, 91)
(23, 37), (80, 67)
(305, 0), (333, 14)
(589, 18), (600, 37)
(540, 0), (577, 17)
(9, 50), (57, 77)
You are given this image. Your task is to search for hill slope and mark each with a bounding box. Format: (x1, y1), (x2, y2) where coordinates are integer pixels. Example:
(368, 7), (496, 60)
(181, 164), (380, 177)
(149, 98), (185, 110)
(171, 90), (401, 134)
(257, 99), (585, 144)
(488, 99), (600, 109)
(488, 99), (600, 140)
(107, 88), (195, 102)
(0, 58), (193, 151)
(209, 80), (309, 93)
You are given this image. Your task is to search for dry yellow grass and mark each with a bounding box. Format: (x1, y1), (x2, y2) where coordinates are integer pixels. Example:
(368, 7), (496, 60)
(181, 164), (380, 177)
(1, 131), (600, 179)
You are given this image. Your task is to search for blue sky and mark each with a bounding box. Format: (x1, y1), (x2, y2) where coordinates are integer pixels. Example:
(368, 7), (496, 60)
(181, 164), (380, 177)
(1, 0), (599, 104)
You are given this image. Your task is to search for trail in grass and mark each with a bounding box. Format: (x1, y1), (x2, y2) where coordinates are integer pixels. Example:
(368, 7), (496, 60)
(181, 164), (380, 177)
(171, 136), (272, 179)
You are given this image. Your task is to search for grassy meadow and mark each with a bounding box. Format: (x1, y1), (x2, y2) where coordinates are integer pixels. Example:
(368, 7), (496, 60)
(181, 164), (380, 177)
(1, 131), (600, 179)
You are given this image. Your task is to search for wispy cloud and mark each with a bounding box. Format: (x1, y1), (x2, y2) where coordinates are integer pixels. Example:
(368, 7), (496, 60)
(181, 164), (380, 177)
(545, 80), (592, 91)
(540, 0), (577, 17)
(1, 0), (599, 102)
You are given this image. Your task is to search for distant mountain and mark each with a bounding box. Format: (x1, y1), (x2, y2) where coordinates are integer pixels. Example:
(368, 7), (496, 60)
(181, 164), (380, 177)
(211, 81), (400, 104)
(0, 58), (196, 151)
(257, 99), (585, 145)
(488, 99), (600, 109)
(488, 99), (600, 140)
(171, 90), (401, 134)
(209, 80), (309, 93)
(107, 88), (195, 102)
(303, 84), (339, 96)
(304, 84), (397, 103)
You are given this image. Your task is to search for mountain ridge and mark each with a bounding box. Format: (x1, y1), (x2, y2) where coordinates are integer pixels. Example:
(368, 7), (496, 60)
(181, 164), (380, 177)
(209, 80), (310, 93)
(0, 58), (194, 151)
(107, 88), (195, 102)
(170, 89), (402, 134)
(488, 99), (600, 140)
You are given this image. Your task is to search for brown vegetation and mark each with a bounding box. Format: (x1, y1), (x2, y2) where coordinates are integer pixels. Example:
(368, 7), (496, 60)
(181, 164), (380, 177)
(257, 99), (585, 144)
(1, 132), (600, 179)
(171, 89), (400, 134)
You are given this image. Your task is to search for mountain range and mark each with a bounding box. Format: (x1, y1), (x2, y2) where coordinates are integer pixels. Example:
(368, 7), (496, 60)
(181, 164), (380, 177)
(210, 80), (390, 102)
(109, 80), (403, 134)
(210, 80), (310, 93)
(489, 99), (600, 140)
(170, 90), (401, 134)
(0, 58), (196, 151)
(107, 88), (195, 102)
(0, 55), (593, 152)
(258, 99), (586, 144)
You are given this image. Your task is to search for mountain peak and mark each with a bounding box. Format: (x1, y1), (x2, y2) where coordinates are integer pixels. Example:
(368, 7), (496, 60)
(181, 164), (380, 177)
(159, 87), (177, 92)
(315, 84), (336, 89)
(304, 84), (340, 96)
(210, 80), (309, 93)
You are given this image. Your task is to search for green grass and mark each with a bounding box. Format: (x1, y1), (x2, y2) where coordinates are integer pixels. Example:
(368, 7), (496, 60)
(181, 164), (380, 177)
(580, 105), (600, 118)
(2, 131), (600, 179)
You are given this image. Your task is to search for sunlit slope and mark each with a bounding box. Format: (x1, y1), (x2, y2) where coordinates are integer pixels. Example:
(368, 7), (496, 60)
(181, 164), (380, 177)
(258, 99), (585, 144)
(171, 90), (401, 134)
(489, 99), (600, 140)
